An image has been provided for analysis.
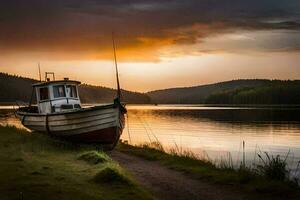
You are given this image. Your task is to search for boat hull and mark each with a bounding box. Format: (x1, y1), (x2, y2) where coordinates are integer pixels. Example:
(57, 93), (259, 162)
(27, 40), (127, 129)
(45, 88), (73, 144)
(16, 104), (126, 149)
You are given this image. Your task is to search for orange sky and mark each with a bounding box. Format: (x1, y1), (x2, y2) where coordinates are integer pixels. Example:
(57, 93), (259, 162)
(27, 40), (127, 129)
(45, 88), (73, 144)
(0, 1), (300, 92)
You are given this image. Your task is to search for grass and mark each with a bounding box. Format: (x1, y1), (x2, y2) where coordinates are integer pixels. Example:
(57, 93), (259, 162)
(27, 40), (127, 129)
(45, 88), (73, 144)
(0, 125), (153, 200)
(93, 165), (132, 185)
(256, 152), (290, 181)
(78, 151), (111, 164)
(117, 141), (300, 198)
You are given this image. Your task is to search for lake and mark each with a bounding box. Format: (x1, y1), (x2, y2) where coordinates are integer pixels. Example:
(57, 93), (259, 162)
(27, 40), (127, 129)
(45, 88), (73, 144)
(1, 105), (300, 174)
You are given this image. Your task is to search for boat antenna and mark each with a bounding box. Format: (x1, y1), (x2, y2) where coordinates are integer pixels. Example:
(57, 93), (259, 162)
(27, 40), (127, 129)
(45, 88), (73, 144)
(112, 32), (121, 100)
(38, 62), (42, 82)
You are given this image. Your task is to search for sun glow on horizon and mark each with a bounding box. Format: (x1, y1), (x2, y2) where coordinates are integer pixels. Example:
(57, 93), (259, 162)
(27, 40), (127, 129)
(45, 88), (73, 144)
(0, 1), (300, 92)
(1, 50), (300, 93)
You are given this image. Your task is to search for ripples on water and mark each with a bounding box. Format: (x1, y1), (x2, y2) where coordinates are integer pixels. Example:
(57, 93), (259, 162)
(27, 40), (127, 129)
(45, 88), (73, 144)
(1, 105), (300, 173)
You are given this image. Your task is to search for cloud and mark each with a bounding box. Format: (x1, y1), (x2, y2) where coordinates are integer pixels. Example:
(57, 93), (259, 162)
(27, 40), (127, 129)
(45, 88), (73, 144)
(0, 0), (299, 61)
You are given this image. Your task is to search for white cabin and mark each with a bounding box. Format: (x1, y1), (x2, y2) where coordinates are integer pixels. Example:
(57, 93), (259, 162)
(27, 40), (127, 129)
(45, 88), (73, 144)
(33, 78), (81, 114)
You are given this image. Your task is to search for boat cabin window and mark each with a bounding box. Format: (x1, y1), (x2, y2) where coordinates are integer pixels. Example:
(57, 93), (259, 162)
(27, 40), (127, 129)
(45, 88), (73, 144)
(53, 85), (66, 98)
(39, 87), (49, 101)
(66, 85), (78, 98)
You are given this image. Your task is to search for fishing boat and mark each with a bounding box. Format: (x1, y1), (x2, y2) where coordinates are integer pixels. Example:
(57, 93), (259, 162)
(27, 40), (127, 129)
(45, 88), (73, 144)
(16, 37), (126, 149)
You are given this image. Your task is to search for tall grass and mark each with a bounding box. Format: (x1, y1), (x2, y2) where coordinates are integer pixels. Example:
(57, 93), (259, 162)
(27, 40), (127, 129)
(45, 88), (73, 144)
(254, 151), (300, 186)
(121, 140), (300, 186)
(256, 152), (289, 181)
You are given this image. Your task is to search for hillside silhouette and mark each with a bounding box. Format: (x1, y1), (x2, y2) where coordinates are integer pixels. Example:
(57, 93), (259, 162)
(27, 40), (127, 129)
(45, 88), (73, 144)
(1, 73), (299, 105)
(0, 73), (150, 104)
(147, 79), (300, 104)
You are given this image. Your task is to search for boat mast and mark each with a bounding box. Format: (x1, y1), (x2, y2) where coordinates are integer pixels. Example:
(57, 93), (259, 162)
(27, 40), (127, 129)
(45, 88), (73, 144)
(112, 32), (121, 100)
(38, 62), (42, 82)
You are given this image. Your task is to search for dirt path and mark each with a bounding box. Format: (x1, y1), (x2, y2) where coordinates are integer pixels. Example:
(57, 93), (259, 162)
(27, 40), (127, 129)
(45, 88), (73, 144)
(109, 151), (255, 200)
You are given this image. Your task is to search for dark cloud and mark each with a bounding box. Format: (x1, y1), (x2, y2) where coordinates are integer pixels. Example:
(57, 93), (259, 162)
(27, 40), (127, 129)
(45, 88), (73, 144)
(0, 0), (299, 59)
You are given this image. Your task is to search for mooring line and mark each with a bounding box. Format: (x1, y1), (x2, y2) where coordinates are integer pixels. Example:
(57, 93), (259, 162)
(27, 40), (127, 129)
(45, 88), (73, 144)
(126, 113), (132, 144)
(142, 118), (159, 143)
(136, 114), (152, 143)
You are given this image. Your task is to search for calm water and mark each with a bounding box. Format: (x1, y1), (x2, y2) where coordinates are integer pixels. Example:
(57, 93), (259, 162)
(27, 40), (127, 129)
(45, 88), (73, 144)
(1, 105), (300, 173)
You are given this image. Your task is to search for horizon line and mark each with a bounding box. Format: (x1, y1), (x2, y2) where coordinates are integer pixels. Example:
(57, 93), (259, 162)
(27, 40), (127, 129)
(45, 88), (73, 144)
(1, 72), (300, 94)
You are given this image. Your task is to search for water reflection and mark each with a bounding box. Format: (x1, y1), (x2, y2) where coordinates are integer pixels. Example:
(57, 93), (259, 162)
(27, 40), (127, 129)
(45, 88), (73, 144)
(123, 106), (300, 172)
(1, 105), (300, 171)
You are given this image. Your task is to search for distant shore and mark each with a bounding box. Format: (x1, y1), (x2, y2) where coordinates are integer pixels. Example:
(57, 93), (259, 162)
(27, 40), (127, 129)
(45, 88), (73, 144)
(2, 102), (300, 107)
(1, 73), (300, 105)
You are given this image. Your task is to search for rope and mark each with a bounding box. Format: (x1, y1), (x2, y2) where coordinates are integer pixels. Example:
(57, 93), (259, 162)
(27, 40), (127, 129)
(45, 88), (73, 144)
(126, 114), (132, 144)
(142, 117), (159, 143)
(134, 113), (159, 144)
(136, 114), (152, 143)
(12, 104), (17, 118)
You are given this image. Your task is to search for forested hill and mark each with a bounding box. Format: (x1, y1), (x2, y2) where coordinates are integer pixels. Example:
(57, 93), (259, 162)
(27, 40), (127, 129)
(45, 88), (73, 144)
(0, 73), (150, 104)
(204, 80), (300, 104)
(1, 73), (299, 105)
(147, 79), (270, 104)
(147, 79), (300, 104)
(0, 73), (36, 103)
(78, 84), (150, 104)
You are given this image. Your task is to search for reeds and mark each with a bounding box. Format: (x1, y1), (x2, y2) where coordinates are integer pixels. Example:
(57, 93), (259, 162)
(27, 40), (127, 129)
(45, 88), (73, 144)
(255, 152), (289, 181)
(124, 140), (300, 185)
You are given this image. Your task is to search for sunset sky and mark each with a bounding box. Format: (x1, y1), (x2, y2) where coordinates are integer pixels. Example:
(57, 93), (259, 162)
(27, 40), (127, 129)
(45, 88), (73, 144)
(0, 0), (300, 92)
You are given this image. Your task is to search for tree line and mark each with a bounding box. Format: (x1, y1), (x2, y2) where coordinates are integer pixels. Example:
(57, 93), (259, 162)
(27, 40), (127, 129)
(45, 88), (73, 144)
(1, 72), (299, 105)
(205, 80), (300, 104)
(0, 73), (150, 104)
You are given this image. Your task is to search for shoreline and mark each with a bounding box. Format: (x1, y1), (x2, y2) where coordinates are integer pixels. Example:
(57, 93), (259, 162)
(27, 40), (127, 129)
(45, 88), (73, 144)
(2, 103), (300, 108)
(117, 141), (300, 199)
(1, 125), (300, 199)
(0, 126), (153, 200)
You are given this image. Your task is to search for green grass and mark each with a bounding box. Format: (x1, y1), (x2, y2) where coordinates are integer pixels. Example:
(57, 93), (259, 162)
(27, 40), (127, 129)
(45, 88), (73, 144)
(0, 126), (153, 200)
(93, 165), (132, 185)
(117, 141), (300, 198)
(78, 151), (111, 164)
